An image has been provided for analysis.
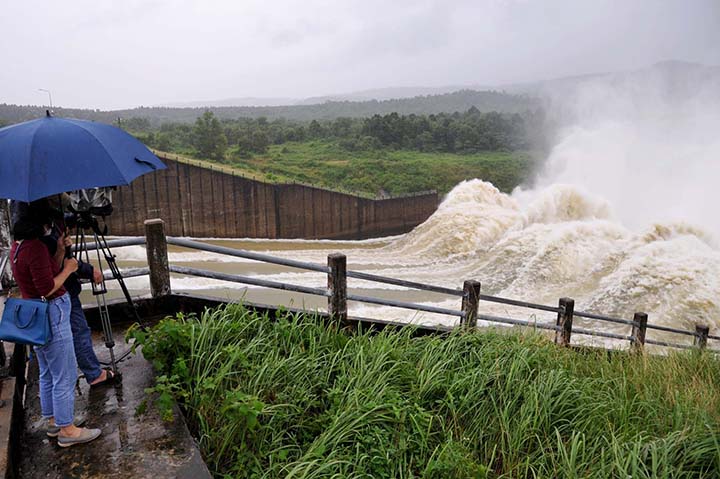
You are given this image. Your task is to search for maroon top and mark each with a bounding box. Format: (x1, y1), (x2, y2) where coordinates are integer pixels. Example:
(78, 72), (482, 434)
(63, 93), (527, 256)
(10, 239), (66, 300)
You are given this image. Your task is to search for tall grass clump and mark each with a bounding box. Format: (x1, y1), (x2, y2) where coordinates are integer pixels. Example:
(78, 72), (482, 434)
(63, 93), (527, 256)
(129, 305), (720, 478)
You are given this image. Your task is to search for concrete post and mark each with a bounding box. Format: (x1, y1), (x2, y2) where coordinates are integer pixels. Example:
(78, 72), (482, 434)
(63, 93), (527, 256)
(327, 253), (347, 324)
(555, 298), (575, 346)
(630, 312), (648, 352)
(461, 280), (481, 329)
(694, 325), (709, 349)
(144, 219), (171, 298)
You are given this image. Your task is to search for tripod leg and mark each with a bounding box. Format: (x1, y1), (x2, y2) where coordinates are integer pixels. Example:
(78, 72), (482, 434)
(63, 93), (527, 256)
(95, 292), (118, 376)
(96, 233), (147, 328)
(91, 230), (119, 375)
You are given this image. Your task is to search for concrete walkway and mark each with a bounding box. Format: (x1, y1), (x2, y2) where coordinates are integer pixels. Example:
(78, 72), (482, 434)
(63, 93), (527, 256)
(18, 327), (211, 479)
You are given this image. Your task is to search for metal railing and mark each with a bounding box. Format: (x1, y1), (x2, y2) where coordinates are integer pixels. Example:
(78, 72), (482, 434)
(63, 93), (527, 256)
(86, 220), (720, 353)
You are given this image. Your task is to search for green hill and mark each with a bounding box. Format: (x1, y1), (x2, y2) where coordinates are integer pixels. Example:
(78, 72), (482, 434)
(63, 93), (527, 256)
(0, 90), (538, 126)
(227, 141), (535, 195)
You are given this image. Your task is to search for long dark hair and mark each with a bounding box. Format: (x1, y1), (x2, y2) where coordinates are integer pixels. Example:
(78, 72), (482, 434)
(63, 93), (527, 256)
(11, 199), (55, 241)
(12, 218), (44, 240)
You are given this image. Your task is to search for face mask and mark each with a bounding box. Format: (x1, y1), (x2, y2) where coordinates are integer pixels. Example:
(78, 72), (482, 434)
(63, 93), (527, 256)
(43, 223), (60, 239)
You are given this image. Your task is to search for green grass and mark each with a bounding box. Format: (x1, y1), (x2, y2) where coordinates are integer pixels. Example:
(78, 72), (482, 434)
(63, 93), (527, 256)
(130, 305), (720, 478)
(232, 141), (536, 196)
(153, 140), (536, 197)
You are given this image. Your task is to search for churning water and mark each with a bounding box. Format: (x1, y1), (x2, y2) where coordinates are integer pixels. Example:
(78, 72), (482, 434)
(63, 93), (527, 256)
(108, 179), (720, 349)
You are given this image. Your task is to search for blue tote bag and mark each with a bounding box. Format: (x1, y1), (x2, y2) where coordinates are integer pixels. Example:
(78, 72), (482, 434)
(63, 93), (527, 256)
(0, 241), (52, 346)
(0, 297), (52, 346)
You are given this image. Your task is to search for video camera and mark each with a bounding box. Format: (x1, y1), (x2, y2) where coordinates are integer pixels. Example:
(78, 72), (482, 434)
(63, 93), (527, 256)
(65, 187), (115, 233)
(67, 187), (115, 218)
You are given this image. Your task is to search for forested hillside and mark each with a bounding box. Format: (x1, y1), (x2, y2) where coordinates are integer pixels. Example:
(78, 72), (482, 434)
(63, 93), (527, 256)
(135, 108), (545, 158)
(0, 89), (538, 125)
(131, 108), (542, 195)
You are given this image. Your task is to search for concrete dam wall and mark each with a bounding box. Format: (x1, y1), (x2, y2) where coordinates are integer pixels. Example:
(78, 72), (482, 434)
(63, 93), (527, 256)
(105, 156), (439, 239)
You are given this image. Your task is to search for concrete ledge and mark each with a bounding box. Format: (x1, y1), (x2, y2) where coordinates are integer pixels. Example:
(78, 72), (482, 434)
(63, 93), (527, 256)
(0, 339), (28, 479)
(0, 377), (16, 479)
(18, 326), (212, 479)
(83, 292), (453, 337)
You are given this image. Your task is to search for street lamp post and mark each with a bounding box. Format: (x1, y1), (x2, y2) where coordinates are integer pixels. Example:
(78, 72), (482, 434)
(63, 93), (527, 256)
(38, 88), (53, 108)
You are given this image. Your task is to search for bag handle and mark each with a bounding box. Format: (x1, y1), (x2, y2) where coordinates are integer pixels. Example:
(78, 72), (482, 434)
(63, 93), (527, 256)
(13, 303), (39, 329)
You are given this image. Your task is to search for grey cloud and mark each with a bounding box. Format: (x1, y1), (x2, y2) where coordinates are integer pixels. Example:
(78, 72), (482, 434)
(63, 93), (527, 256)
(1, 0), (718, 109)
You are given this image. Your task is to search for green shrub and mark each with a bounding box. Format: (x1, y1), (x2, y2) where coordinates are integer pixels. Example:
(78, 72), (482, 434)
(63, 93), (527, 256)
(129, 305), (720, 478)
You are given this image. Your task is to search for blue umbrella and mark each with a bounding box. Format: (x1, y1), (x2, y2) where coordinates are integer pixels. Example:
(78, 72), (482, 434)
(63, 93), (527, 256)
(0, 112), (166, 201)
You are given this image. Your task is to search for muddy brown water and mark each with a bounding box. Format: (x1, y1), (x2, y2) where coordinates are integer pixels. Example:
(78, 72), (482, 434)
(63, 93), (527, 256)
(83, 236), (457, 326)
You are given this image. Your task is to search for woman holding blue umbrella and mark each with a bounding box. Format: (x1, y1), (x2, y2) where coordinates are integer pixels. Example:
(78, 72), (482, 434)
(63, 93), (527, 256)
(0, 112), (165, 447)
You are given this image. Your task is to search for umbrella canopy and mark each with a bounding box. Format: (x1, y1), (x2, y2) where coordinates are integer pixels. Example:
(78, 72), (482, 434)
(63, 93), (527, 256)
(0, 113), (166, 202)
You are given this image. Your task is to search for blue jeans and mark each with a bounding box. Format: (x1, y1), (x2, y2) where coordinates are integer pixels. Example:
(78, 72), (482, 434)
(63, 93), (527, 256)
(69, 295), (103, 384)
(34, 293), (77, 427)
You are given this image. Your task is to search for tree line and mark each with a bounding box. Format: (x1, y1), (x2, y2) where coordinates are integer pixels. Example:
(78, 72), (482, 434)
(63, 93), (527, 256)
(134, 107), (546, 161)
(0, 90), (538, 125)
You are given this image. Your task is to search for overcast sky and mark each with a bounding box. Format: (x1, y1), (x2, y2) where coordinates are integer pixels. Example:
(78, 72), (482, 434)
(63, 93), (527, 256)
(1, 0), (718, 110)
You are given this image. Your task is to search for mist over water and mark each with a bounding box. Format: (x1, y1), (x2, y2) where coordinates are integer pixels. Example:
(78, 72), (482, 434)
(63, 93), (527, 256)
(533, 62), (720, 236)
(487, 62), (720, 337)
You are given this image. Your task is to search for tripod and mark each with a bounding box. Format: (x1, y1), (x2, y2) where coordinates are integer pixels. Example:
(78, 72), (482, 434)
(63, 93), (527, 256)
(72, 213), (143, 376)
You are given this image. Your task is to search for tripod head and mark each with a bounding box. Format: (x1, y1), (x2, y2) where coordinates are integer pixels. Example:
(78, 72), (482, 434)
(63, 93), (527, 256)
(68, 211), (108, 237)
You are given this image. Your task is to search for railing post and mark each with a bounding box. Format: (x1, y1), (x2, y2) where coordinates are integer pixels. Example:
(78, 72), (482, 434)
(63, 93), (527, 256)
(630, 312), (648, 352)
(144, 219), (171, 298)
(555, 298), (574, 346)
(461, 280), (481, 329)
(694, 325), (709, 349)
(327, 253), (347, 324)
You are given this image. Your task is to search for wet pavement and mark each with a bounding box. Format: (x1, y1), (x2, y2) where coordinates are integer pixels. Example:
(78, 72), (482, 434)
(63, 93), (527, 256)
(18, 326), (211, 479)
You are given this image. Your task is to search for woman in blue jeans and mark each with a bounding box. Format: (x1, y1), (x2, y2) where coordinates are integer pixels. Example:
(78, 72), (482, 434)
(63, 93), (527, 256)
(47, 221), (117, 387)
(10, 218), (101, 447)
